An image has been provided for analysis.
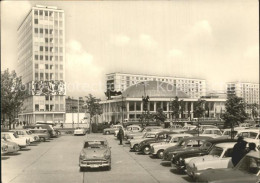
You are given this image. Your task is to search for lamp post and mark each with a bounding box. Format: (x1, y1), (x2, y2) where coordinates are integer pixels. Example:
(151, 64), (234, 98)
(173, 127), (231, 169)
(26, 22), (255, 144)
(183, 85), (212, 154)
(142, 82), (149, 127)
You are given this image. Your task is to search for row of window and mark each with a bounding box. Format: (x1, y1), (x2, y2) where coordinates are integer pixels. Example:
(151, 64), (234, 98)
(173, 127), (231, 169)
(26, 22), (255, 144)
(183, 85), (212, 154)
(34, 19), (63, 26)
(34, 28), (63, 35)
(34, 73), (63, 80)
(35, 64), (63, 70)
(34, 10), (63, 18)
(35, 104), (64, 112)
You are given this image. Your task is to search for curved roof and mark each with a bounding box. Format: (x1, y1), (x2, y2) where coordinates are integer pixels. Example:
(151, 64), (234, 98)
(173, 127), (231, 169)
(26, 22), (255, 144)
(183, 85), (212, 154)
(122, 81), (189, 98)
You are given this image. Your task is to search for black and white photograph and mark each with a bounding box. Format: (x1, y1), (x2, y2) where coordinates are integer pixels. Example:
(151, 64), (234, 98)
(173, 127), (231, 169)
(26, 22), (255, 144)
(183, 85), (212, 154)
(1, 0), (259, 183)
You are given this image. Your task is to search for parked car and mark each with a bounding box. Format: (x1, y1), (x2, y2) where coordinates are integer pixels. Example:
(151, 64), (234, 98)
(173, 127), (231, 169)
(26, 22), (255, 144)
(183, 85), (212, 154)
(1, 132), (29, 148)
(74, 127), (87, 136)
(199, 128), (223, 138)
(29, 129), (51, 142)
(235, 129), (260, 147)
(24, 129), (40, 142)
(150, 133), (193, 158)
(195, 151), (260, 183)
(137, 131), (180, 155)
(103, 125), (123, 135)
(114, 125), (142, 137)
(186, 142), (236, 178)
(129, 131), (161, 151)
(11, 129), (37, 143)
(162, 136), (213, 162)
(79, 137), (111, 171)
(1, 138), (19, 154)
(125, 126), (163, 139)
(25, 125), (57, 138)
(1, 143), (8, 155)
(171, 138), (237, 173)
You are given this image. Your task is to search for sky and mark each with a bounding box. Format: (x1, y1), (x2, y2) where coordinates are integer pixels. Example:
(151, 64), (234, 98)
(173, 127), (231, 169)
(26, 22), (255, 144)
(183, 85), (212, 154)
(1, 0), (259, 99)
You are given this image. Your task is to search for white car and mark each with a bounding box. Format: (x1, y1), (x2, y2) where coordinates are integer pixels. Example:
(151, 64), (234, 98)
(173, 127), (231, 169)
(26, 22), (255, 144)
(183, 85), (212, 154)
(114, 125), (142, 137)
(199, 128), (223, 138)
(150, 133), (193, 158)
(74, 127), (87, 136)
(1, 132), (30, 148)
(235, 129), (260, 147)
(11, 130), (37, 143)
(186, 142), (236, 178)
(130, 131), (159, 151)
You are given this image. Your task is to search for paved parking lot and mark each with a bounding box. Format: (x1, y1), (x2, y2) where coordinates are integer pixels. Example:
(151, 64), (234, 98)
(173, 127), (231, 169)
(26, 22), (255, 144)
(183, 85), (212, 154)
(2, 134), (192, 183)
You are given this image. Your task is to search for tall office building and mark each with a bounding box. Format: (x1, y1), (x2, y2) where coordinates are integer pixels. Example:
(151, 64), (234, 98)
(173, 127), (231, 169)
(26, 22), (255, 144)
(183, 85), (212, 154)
(106, 72), (206, 98)
(17, 5), (66, 123)
(226, 82), (259, 104)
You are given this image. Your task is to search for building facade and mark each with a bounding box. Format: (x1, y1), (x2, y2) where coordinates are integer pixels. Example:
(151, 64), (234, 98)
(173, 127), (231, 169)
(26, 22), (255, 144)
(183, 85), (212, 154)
(17, 5), (66, 123)
(66, 97), (85, 113)
(97, 81), (225, 123)
(226, 82), (259, 104)
(106, 72), (206, 98)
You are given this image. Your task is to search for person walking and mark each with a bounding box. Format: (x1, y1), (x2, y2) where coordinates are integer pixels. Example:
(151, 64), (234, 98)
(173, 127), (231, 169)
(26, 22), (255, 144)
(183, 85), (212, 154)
(231, 136), (248, 166)
(118, 127), (124, 145)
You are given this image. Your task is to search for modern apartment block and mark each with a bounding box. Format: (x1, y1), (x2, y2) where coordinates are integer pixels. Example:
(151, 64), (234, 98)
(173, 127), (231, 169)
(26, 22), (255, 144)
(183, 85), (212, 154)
(106, 72), (206, 98)
(226, 82), (259, 104)
(17, 5), (66, 123)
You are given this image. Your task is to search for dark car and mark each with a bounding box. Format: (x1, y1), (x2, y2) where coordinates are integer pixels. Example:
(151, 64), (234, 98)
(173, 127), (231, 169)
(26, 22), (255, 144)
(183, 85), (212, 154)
(137, 131), (178, 155)
(195, 151), (260, 183)
(162, 136), (213, 162)
(171, 138), (237, 172)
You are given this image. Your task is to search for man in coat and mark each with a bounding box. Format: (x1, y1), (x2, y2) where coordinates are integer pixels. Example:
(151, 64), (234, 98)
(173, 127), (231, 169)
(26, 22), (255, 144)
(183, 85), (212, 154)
(118, 127), (124, 145)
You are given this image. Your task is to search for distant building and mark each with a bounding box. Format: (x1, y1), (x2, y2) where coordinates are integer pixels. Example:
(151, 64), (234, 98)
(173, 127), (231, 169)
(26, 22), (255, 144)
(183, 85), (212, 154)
(226, 82), (259, 104)
(17, 5), (66, 123)
(66, 97), (85, 113)
(106, 72), (206, 98)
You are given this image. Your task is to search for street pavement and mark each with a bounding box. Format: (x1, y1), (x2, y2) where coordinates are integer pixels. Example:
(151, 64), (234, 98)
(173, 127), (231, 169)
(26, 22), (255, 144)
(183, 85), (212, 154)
(2, 133), (192, 183)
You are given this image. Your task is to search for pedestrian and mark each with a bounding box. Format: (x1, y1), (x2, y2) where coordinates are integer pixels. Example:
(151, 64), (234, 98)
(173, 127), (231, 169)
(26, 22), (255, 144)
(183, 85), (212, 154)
(61, 123), (64, 129)
(231, 136), (248, 166)
(247, 143), (257, 153)
(20, 121), (22, 126)
(118, 127), (124, 145)
(23, 121), (26, 126)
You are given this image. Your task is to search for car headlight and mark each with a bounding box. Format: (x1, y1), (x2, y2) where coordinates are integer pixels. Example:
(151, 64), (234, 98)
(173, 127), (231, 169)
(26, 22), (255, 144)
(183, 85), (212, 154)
(104, 151), (110, 159)
(80, 152), (85, 158)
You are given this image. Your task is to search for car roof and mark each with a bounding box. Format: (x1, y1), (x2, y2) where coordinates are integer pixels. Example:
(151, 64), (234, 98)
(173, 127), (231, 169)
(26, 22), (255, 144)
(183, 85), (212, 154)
(215, 142), (236, 148)
(169, 133), (192, 137)
(184, 136), (213, 141)
(246, 151), (260, 158)
(203, 128), (221, 131)
(127, 125), (141, 128)
(237, 129), (259, 133)
(206, 138), (237, 143)
(145, 126), (162, 129)
(84, 137), (107, 142)
(158, 131), (178, 135)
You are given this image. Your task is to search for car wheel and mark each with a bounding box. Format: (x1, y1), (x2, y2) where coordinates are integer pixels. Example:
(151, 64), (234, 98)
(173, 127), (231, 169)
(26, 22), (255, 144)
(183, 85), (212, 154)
(133, 144), (139, 152)
(157, 150), (164, 159)
(143, 146), (150, 155)
(105, 131), (110, 135)
(106, 165), (111, 171)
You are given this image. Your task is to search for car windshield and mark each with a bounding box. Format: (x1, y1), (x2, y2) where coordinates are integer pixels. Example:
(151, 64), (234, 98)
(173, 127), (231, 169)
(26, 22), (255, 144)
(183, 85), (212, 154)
(209, 147), (223, 157)
(199, 141), (212, 151)
(236, 156), (260, 175)
(84, 141), (106, 148)
(170, 137), (183, 143)
(203, 130), (212, 134)
(13, 133), (19, 138)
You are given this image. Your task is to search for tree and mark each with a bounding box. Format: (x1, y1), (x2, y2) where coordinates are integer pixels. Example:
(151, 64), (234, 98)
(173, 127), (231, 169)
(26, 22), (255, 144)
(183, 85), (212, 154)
(85, 94), (103, 133)
(247, 103), (259, 120)
(171, 96), (180, 123)
(222, 95), (248, 138)
(1, 69), (27, 129)
(193, 99), (206, 136)
(154, 107), (167, 127)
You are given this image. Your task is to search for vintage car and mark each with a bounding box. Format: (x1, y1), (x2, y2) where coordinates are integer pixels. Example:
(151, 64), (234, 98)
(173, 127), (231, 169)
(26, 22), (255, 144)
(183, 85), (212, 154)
(29, 129), (51, 142)
(1, 138), (20, 154)
(199, 128), (223, 138)
(125, 126), (163, 140)
(150, 133), (193, 158)
(137, 131), (179, 155)
(1, 132), (30, 148)
(114, 125), (142, 138)
(235, 129), (260, 146)
(74, 127), (87, 136)
(79, 137), (111, 171)
(129, 131), (161, 152)
(171, 138), (237, 172)
(162, 136), (213, 162)
(26, 125), (57, 138)
(103, 125), (123, 135)
(186, 142), (236, 178)
(195, 151), (260, 183)
(11, 129), (37, 143)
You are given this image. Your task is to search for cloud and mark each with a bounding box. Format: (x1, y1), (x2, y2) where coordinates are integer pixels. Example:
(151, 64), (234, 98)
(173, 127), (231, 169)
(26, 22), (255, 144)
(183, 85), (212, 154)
(111, 34), (130, 46)
(168, 49), (183, 58)
(66, 40), (104, 97)
(139, 34), (157, 49)
(243, 45), (259, 59)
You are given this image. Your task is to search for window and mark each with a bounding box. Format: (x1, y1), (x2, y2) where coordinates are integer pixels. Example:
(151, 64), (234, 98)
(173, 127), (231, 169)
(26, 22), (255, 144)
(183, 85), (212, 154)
(40, 55), (43, 60)
(55, 64), (58, 70)
(34, 28), (38, 33)
(59, 47), (63, 52)
(129, 102), (135, 111)
(40, 28), (43, 34)
(136, 102), (141, 111)
(59, 56), (63, 61)
(50, 96), (53, 101)
(60, 73), (63, 79)
(35, 55), (38, 60)
(55, 56), (58, 61)
(45, 73), (49, 80)
(45, 56), (48, 61)
(45, 29), (48, 34)
(45, 47), (48, 52)
(45, 38), (48, 43)
(45, 105), (49, 111)
(150, 102), (154, 111)
(35, 104), (39, 111)
(34, 19), (38, 24)
(34, 10), (38, 15)
(35, 64), (38, 69)
(40, 73), (44, 80)
(40, 46), (43, 51)
(60, 65), (63, 70)
(39, 10), (43, 16)
(45, 96), (49, 100)
(44, 11), (48, 16)
(35, 73), (38, 80)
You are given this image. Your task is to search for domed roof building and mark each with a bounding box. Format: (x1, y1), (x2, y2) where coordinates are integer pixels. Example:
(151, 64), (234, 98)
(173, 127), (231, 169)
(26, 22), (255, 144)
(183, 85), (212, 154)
(98, 81), (226, 125)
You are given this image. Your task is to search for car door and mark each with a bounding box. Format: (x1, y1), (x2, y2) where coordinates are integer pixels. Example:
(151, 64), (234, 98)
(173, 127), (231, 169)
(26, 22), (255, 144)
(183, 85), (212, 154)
(217, 148), (233, 168)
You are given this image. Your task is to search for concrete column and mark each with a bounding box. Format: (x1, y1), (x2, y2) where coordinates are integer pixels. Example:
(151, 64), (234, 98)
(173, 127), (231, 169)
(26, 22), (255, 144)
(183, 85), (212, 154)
(126, 102), (130, 119)
(141, 101), (143, 112)
(213, 102), (216, 118)
(44, 114), (46, 122)
(191, 102), (194, 119)
(167, 102), (169, 112)
(154, 102), (156, 111)
(52, 113), (54, 122)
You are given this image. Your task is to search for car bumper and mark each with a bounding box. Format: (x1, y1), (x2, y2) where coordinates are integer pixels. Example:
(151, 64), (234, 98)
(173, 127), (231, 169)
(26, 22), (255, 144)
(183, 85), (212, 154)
(79, 160), (110, 168)
(185, 166), (195, 178)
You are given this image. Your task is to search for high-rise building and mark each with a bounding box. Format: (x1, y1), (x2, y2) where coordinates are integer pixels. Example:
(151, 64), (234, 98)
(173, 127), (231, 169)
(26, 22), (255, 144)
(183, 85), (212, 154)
(106, 72), (206, 98)
(226, 82), (259, 104)
(17, 5), (66, 123)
